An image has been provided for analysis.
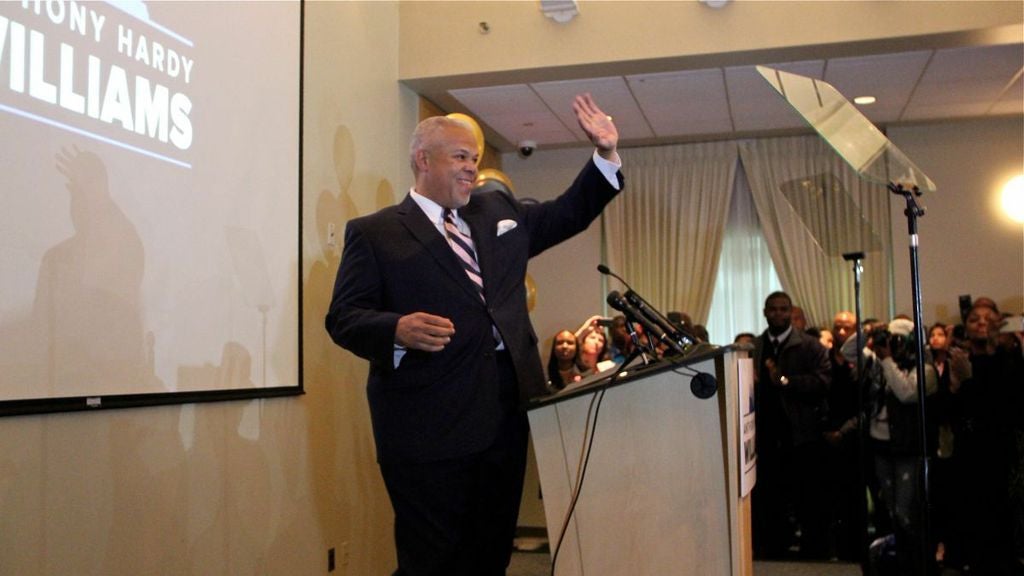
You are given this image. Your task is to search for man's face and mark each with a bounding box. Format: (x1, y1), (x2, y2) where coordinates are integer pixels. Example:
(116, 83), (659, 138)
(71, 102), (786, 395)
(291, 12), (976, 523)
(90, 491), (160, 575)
(833, 312), (856, 345)
(416, 125), (479, 209)
(791, 306), (807, 331)
(764, 296), (792, 334)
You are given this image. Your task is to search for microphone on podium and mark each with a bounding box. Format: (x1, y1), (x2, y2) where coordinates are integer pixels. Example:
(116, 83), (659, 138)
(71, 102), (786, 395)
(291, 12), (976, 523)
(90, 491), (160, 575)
(606, 291), (686, 356)
(597, 264), (630, 289)
(597, 265), (698, 348)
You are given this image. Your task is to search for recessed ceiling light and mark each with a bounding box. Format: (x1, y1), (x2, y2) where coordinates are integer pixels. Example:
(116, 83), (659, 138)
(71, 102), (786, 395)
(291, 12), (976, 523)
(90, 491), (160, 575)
(854, 96), (877, 105)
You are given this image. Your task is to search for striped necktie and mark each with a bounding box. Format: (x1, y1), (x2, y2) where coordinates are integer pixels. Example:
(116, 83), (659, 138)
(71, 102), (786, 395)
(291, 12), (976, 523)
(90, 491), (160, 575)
(443, 209), (502, 347)
(443, 209), (484, 301)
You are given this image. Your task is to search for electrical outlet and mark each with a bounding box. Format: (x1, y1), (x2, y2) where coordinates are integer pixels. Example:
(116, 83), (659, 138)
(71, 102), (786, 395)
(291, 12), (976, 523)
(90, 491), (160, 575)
(327, 222), (337, 248)
(328, 547), (335, 572)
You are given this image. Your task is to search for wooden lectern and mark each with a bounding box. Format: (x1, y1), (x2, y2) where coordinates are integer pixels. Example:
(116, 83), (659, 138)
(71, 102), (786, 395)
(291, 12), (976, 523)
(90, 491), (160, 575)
(527, 346), (752, 576)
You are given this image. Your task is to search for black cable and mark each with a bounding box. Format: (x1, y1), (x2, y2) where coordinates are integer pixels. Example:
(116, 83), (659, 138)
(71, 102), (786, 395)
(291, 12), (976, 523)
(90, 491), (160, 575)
(548, 387), (605, 575)
(548, 379), (613, 575)
(547, 356), (709, 574)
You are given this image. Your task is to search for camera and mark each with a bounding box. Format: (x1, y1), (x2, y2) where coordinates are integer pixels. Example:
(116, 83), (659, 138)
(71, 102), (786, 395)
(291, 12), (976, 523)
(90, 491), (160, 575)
(870, 327), (916, 368)
(958, 294), (972, 324)
(517, 140), (537, 157)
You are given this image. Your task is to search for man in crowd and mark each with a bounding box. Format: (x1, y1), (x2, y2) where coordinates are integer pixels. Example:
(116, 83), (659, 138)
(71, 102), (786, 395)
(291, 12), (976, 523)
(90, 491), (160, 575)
(752, 291), (832, 559)
(823, 310), (864, 561)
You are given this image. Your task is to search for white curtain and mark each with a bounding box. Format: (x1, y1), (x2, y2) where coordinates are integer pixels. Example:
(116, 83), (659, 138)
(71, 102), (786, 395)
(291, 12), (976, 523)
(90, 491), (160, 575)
(605, 141), (738, 323)
(705, 163), (783, 344)
(738, 136), (893, 328)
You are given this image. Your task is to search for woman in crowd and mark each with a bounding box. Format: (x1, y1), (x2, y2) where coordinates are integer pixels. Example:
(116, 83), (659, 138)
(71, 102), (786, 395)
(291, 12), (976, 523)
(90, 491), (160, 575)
(575, 325), (614, 376)
(927, 322), (955, 566)
(546, 329), (582, 390)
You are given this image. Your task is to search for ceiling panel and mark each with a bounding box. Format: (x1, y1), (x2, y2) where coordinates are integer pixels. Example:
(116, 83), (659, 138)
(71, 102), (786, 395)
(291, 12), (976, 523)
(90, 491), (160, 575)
(824, 51), (931, 123)
(626, 69), (732, 137)
(904, 44), (1024, 120)
(726, 61), (825, 132)
(449, 84), (577, 145)
(532, 77), (653, 142)
(442, 44), (1022, 153)
(992, 73), (1024, 116)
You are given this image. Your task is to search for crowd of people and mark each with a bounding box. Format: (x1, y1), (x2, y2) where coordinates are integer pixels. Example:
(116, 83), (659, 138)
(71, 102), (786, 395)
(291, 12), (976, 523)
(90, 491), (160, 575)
(749, 293), (1022, 575)
(543, 293), (1024, 575)
(543, 312), (708, 390)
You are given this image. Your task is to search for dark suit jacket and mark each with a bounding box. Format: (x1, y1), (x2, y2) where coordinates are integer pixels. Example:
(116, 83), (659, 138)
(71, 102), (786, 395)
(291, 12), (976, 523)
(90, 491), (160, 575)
(326, 159), (622, 463)
(754, 328), (831, 447)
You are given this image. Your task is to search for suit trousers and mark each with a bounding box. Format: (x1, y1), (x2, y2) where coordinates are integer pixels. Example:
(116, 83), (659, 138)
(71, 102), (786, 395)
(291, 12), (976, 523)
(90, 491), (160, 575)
(380, 351), (529, 576)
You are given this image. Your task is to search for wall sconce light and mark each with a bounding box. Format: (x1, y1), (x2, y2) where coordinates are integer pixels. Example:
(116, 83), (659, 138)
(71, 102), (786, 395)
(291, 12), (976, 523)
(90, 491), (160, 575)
(1001, 174), (1024, 223)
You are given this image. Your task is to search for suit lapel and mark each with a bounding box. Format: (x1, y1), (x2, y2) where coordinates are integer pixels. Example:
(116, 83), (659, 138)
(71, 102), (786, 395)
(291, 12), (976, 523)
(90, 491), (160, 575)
(462, 208), (511, 297)
(396, 195), (485, 303)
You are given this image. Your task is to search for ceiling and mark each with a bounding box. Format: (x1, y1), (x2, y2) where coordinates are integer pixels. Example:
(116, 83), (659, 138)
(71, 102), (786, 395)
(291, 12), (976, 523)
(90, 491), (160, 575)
(414, 42), (1023, 154)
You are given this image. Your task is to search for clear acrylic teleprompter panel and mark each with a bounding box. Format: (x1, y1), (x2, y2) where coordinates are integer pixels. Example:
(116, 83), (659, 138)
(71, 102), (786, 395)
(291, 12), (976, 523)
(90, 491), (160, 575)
(756, 66), (936, 193)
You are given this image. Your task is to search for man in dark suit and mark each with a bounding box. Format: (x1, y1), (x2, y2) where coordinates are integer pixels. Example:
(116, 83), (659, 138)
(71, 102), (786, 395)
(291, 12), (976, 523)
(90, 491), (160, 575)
(751, 291), (831, 560)
(325, 94), (622, 576)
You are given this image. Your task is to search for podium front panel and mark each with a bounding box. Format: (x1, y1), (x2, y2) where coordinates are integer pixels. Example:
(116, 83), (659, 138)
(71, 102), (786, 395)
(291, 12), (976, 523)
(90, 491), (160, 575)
(528, 351), (746, 576)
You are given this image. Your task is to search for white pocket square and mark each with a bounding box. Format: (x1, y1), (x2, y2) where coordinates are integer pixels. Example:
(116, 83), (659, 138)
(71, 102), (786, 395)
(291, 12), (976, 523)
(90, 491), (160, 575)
(496, 219), (518, 236)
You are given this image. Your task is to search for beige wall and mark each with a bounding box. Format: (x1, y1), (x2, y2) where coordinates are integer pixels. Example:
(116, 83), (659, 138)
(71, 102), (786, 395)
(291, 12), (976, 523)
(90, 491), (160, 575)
(0, 2), (405, 575)
(508, 149), (613, 350)
(399, 1), (1022, 81)
(889, 116), (1024, 324)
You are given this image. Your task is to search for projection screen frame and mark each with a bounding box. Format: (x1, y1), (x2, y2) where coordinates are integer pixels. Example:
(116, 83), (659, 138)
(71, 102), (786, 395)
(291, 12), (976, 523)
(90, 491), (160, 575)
(0, 1), (306, 417)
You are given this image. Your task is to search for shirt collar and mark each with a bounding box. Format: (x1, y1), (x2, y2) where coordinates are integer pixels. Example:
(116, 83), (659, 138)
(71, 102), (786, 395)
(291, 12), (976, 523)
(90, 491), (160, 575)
(771, 325), (794, 345)
(410, 188), (465, 235)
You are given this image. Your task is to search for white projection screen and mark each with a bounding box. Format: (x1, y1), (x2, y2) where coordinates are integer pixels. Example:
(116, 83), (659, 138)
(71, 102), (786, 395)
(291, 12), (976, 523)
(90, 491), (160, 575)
(0, 1), (303, 415)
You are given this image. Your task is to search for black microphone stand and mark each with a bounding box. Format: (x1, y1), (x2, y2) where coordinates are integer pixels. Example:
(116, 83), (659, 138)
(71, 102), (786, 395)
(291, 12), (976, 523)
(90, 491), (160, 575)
(624, 320), (654, 366)
(614, 344), (650, 376)
(842, 251), (870, 571)
(890, 182), (931, 576)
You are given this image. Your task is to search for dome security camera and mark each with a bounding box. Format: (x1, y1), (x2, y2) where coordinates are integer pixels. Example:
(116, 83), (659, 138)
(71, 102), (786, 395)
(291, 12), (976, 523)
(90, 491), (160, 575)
(518, 140), (537, 158)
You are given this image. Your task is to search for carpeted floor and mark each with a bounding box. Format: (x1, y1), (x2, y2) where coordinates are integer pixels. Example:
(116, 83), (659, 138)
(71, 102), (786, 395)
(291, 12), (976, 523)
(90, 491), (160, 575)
(507, 551), (863, 576)
(508, 530), (867, 575)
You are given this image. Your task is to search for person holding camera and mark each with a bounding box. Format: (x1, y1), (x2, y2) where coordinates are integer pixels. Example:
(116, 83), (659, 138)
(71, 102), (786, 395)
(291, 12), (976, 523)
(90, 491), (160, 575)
(838, 317), (940, 575)
(869, 318), (940, 575)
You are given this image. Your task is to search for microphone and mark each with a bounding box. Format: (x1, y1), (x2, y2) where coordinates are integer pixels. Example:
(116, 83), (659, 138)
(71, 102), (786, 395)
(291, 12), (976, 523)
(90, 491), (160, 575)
(598, 264), (697, 347)
(606, 291), (686, 356)
(597, 264), (631, 290)
(623, 290), (695, 346)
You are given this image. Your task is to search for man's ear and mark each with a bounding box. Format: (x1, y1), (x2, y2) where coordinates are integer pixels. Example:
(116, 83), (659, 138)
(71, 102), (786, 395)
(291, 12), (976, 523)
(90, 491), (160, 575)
(415, 149), (430, 173)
